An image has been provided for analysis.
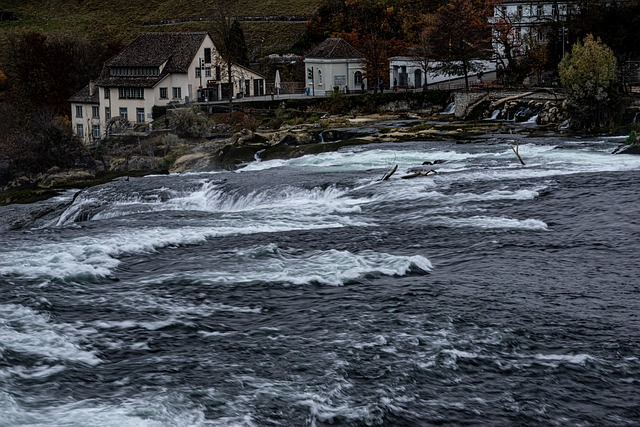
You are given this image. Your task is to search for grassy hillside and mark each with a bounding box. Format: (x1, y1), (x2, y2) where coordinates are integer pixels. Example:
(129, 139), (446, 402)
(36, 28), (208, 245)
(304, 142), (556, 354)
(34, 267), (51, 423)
(0, 0), (320, 53)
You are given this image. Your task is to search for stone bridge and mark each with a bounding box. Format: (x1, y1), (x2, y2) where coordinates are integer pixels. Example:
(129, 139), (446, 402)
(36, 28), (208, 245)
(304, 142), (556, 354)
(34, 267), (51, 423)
(454, 89), (564, 119)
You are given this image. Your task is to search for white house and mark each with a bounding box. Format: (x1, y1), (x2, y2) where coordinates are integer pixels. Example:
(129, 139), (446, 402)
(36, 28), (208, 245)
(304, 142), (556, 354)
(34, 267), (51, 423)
(70, 32), (266, 144)
(490, 0), (576, 59)
(69, 82), (101, 143)
(303, 38), (366, 96)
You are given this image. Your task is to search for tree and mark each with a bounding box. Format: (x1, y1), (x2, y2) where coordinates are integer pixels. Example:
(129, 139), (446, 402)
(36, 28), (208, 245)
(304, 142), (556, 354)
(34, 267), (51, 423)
(333, 0), (408, 92)
(559, 34), (618, 129)
(425, 0), (492, 90)
(228, 20), (250, 67)
(489, 1), (524, 82)
(2, 32), (121, 115)
(211, 1), (247, 120)
(522, 42), (551, 85)
(412, 29), (436, 87)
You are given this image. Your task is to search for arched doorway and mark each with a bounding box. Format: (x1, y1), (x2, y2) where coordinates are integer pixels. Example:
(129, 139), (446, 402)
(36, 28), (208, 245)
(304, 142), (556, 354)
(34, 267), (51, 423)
(414, 69), (423, 88)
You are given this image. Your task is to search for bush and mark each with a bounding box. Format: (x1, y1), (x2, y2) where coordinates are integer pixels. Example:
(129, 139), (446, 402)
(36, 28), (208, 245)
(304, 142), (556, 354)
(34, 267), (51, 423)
(326, 91), (351, 115)
(626, 130), (637, 145)
(0, 110), (94, 186)
(171, 107), (210, 138)
(559, 34), (619, 129)
(152, 105), (167, 120)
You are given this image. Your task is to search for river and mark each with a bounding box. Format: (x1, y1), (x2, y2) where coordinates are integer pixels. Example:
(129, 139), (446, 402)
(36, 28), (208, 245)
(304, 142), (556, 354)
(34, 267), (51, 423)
(0, 134), (639, 426)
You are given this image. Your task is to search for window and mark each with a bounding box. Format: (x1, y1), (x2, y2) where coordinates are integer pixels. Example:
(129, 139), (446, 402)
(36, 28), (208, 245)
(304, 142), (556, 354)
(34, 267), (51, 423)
(205, 67), (211, 77)
(104, 88), (110, 99)
(136, 108), (145, 124)
(92, 125), (101, 139)
(172, 87), (182, 99)
(119, 107), (128, 120)
(109, 67), (158, 77)
(354, 71), (363, 85)
(105, 107), (111, 121)
(76, 124), (84, 137)
(118, 87), (144, 99)
(517, 5), (523, 17)
(318, 69), (323, 86)
(537, 4), (544, 16)
(160, 87), (168, 99)
(196, 67), (201, 78)
(92, 106), (99, 118)
(204, 48), (212, 64)
(215, 66), (221, 80)
(75, 105), (83, 118)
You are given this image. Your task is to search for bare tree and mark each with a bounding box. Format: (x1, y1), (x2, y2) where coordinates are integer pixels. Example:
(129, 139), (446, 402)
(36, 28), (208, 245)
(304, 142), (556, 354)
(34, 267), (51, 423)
(425, 0), (492, 90)
(211, 1), (249, 120)
(489, 1), (524, 82)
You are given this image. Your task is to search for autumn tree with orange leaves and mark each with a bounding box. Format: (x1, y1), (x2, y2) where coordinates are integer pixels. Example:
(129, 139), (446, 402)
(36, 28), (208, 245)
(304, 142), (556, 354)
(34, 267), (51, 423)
(424, 0), (492, 90)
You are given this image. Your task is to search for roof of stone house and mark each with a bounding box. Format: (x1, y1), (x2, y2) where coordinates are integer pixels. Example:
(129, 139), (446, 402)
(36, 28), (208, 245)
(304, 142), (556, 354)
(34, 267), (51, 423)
(95, 32), (209, 88)
(306, 38), (363, 60)
(69, 84), (99, 104)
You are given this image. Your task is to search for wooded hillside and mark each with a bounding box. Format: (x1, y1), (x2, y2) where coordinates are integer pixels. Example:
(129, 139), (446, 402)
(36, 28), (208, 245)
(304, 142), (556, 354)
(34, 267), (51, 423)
(0, 0), (322, 53)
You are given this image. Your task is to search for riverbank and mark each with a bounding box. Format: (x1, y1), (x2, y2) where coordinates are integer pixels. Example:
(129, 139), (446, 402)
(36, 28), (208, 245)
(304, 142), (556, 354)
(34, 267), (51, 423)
(0, 107), (629, 206)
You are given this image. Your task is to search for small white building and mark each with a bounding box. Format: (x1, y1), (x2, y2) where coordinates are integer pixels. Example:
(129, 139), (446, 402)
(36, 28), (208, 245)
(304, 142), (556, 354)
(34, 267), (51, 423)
(70, 32), (266, 144)
(303, 38), (366, 96)
(389, 57), (497, 89)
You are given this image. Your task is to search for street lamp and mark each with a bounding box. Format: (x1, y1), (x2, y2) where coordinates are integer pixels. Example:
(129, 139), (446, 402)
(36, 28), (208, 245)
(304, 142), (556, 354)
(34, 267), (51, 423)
(198, 58), (203, 101)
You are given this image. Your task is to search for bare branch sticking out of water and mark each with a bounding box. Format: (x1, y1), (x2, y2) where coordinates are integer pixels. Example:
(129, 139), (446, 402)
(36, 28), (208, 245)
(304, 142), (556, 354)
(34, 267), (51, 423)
(512, 144), (526, 165)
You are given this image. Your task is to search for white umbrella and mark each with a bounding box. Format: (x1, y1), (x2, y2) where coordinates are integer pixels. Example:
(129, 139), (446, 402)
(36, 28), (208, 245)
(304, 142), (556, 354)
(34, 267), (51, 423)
(274, 70), (281, 97)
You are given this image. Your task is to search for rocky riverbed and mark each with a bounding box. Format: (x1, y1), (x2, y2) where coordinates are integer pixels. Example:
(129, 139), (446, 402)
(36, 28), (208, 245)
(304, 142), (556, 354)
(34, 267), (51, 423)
(1, 109), (636, 206)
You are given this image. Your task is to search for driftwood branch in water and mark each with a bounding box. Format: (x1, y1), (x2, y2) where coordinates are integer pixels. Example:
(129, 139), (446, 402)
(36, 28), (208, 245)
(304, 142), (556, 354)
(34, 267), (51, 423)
(381, 164), (398, 181)
(511, 144), (525, 165)
(401, 169), (438, 179)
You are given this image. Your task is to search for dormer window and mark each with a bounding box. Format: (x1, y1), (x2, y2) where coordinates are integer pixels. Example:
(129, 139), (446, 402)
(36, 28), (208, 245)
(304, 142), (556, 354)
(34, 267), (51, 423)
(110, 67), (160, 77)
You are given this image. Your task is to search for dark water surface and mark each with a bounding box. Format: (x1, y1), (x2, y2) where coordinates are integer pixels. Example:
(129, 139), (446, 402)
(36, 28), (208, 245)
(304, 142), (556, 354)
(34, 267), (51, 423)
(1, 136), (639, 426)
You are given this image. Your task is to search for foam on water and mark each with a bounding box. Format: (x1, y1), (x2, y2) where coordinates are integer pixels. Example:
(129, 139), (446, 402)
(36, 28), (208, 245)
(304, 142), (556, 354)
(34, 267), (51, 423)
(140, 244), (432, 287)
(0, 304), (100, 365)
(239, 147), (476, 173)
(55, 181), (372, 225)
(433, 216), (549, 230)
(0, 391), (208, 427)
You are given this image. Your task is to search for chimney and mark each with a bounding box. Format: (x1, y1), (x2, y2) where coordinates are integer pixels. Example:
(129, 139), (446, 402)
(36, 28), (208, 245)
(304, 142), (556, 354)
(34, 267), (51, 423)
(89, 80), (95, 96)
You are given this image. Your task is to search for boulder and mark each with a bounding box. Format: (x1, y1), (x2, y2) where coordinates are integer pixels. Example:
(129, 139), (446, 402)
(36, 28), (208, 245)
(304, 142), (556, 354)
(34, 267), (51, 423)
(613, 144), (640, 155)
(38, 168), (96, 188)
(170, 153), (220, 173)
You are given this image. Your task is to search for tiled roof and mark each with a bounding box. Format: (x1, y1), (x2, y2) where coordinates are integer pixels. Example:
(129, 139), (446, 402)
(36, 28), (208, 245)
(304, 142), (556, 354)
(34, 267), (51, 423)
(306, 38), (363, 59)
(96, 32), (208, 87)
(69, 85), (99, 103)
(108, 32), (207, 69)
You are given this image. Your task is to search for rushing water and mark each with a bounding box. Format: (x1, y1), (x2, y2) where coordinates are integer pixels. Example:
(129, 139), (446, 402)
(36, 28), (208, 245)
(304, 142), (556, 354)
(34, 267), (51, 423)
(1, 135), (639, 426)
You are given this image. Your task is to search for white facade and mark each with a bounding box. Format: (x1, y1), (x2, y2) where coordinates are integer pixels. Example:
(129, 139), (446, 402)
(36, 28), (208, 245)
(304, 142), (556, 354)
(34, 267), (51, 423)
(303, 38), (366, 96)
(389, 57), (497, 89)
(490, 0), (576, 58)
(304, 58), (365, 96)
(70, 97), (101, 143)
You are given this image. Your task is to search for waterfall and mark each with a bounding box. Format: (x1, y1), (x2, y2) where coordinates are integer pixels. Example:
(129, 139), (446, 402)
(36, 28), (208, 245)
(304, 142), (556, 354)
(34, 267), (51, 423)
(485, 109), (500, 120)
(441, 102), (455, 115)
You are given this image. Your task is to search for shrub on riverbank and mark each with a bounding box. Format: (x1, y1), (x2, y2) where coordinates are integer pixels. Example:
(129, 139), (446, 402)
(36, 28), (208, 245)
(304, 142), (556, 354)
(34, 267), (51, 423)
(0, 110), (95, 189)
